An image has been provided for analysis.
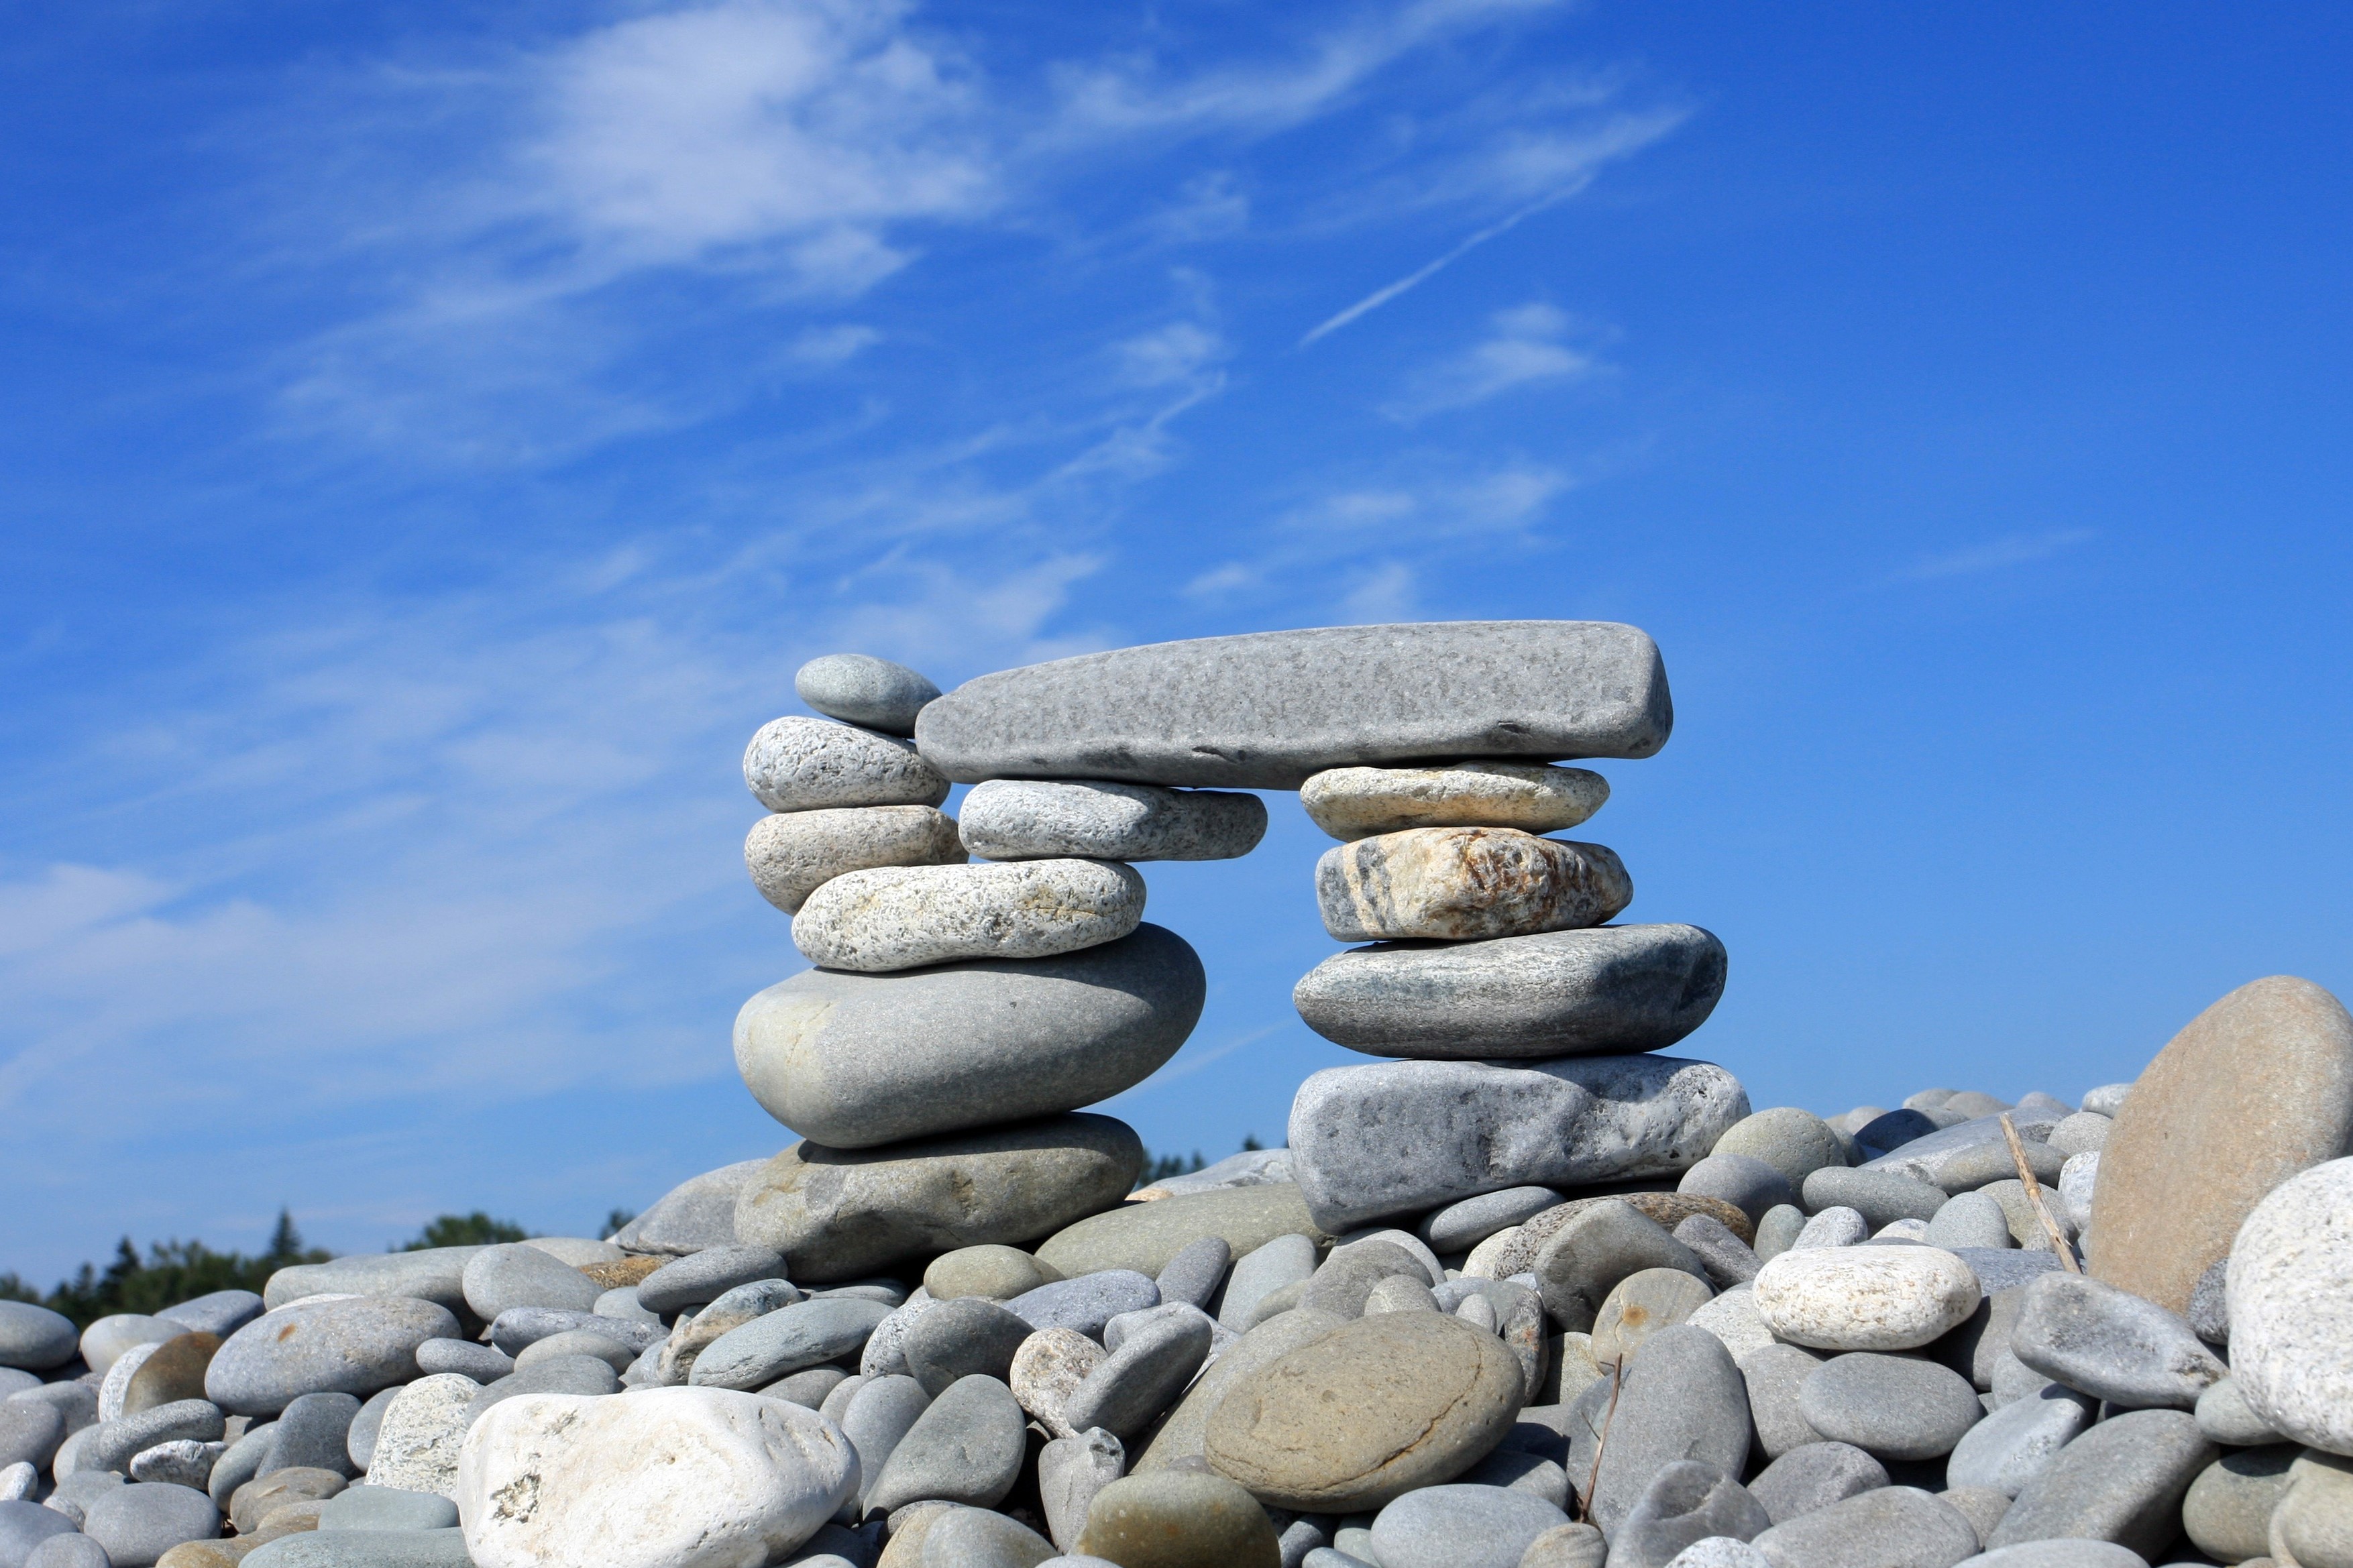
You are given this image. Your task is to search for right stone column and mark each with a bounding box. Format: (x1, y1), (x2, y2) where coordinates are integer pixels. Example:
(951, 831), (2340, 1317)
(1285, 756), (1746, 1241)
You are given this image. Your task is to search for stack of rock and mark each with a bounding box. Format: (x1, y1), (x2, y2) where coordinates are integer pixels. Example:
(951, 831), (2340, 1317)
(728, 651), (1265, 1286)
(10, 622), (2353, 1568)
(1282, 751), (1743, 1245)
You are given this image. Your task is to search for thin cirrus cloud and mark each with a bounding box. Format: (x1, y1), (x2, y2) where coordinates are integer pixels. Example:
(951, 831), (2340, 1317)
(1183, 460), (1573, 610)
(1896, 528), (2097, 583)
(1380, 301), (1602, 418)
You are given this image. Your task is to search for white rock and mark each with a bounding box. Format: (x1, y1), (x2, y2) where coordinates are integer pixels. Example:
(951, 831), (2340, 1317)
(790, 859), (1144, 972)
(1301, 761), (1610, 841)
(2057, 1152), (2099, 1233)
(368, 1374), (478, 1497)
(1792, 1208), (1867, 1250)
(742, 716), (948, 814)
(745, 806), (965, 914)
(1687, 1284), (1774, 1361)
(1663, 1541), (1771, 1568)
(457, 1388), (858, 1568)
(1752, 1245), (1980, 1351)
(2228, 1155), (2353, 1456)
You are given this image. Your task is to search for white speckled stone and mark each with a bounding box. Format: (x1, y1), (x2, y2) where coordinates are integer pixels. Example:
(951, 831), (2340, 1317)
(455, 1388), (857, 1568)
(744, 806), (965, 914)
(743, 716), (948, 814)
(1752, 1247), (1980, 1352)
(911, 622), (1673, 790)
(2228, 1155), (2353, 1455)
(791, 858), (1144, 972)
(1300, 761), (1610, 841)
(1315, 829), (1632, 942)
(959, 780), (1266, 862)
(364, 1375), (478, 1499)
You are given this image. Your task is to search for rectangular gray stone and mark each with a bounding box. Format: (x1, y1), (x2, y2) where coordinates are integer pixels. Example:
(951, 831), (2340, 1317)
(1287, 1054), (1750, 1232)
(912, 621), (1672, 789)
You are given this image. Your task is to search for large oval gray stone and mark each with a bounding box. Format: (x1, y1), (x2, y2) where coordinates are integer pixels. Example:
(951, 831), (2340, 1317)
(1568, 1324), (1749, 1534)
(1036, 1186), (1333, 1280)
(1314, 829), (1631, 942)
(735, 924), (1204, 1147)
(2091, 975), (2353, 1314)
(1288, 1054), (1749, 1233)
(1747, 1486), (1978, 1568)
(1797, 1353), (1982, 1461)
(1204, 1311), (1523, 1512)
(959, 779), (1266, 862)
(734, 1115), (1144, 1282)
(790, 858), (1146, 972)
(2008, 1272), (2224, 1410)
(863, 1375), (1027, 1515)
(688, 1298), (893, 1391)
(458, 1245), (599, 1321)
(741, 716), (948, 812)
(205, 1298), (457, 1416)
(610, 1160), (768, 1257)
(1985, 1408), (2215, 1559)
(260, 1251), (482, 1313)
(794, 653), (940, 736)
(1293, 925), (1727, 1058)
(1369, 1481), (1573, 1568)
(1947, 1382), (2097, 1498)
(912, 621), (1673, 789)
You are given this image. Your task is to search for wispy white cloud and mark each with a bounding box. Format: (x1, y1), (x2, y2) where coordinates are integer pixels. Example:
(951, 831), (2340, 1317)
(0, 549), (1109, 1135)
(1381, 300), (1600, 417)
(1045, 0), (1563, 142)
(1299, 107), (1684, 343)
(1896, 529), (2096, 583)
(1183, 459), (1572, 608)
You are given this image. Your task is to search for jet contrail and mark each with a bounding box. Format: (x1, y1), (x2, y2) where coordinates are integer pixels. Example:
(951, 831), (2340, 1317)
(1299, 186), (1575, 346)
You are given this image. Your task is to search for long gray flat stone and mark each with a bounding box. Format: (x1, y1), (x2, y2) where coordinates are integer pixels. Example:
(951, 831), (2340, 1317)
(1287, 1054), (1750, 1232)
(912, 622), (1673, 789)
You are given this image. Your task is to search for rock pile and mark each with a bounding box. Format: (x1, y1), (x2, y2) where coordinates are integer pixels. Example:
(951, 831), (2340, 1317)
(5, 622), (2350, 1568)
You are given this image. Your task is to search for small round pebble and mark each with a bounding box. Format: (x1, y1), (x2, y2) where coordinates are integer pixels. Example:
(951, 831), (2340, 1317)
(1746, 1441), (1888, 1526)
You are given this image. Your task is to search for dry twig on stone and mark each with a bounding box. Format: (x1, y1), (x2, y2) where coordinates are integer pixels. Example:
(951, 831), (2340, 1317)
(2002, 1111), (2083, 1273)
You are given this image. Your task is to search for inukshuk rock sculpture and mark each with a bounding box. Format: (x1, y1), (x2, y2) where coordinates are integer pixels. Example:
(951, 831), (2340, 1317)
(728, 653), (1264, 1282)
(36, 619), (2347, 1568)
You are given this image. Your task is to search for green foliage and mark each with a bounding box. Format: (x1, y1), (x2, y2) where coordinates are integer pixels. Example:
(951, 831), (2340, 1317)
(402, 1213), (527, 1251)
(5, 1209), (329, 1329)
(1137, 1150), (1207, 1186)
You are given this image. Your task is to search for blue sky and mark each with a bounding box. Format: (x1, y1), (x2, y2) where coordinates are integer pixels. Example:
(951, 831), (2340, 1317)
(4, 1), (2348, 1279)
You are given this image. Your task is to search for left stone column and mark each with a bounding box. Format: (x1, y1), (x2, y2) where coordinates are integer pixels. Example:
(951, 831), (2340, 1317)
(726, 655), (1259, 1284)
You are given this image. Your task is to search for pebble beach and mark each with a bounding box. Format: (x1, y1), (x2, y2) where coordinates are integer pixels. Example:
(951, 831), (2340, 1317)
(3, 619), (2349, 1568)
